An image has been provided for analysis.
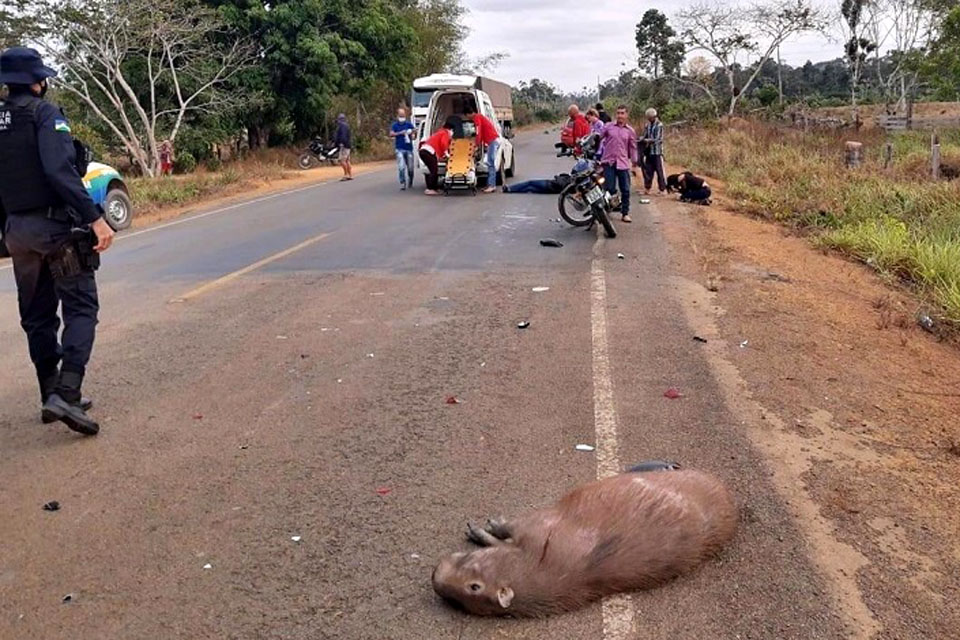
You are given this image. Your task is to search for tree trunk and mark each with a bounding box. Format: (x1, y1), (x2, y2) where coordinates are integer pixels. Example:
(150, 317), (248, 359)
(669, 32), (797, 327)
(777, 45), (784, 106)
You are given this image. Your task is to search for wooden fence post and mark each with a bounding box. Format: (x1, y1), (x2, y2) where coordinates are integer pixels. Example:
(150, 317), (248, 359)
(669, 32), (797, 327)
(932, 133), (941, 180)
(884, 142), (893, 169)
(845, 141), (863, 169)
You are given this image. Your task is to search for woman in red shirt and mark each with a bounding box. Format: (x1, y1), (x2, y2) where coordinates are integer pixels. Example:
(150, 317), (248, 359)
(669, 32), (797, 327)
(419, 117), (456, 195)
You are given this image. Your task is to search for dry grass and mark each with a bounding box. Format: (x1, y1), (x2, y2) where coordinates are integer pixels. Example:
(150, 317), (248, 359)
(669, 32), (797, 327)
(670, 120), (960, 324)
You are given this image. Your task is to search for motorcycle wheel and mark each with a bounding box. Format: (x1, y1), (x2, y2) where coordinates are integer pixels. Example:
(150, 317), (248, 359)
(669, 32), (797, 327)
(298, 153), (315, 170)
(558, 184), (593, 227)
(594, 205), (617, 239)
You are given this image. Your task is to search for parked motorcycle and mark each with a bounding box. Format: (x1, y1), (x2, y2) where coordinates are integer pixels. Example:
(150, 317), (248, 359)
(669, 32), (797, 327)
(298, 138), (340, 169)
(557, 134), (617, 238)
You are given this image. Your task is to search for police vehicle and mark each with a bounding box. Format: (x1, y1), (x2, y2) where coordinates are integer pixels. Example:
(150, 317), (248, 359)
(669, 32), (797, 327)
(82, 162), (133, 231)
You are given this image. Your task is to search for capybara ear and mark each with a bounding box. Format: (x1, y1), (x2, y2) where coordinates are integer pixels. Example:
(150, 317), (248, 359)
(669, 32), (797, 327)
(497, 587), (514, 609)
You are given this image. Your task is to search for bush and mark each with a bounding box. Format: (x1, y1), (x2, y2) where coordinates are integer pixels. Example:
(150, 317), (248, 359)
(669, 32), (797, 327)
(671, 120), (960, 323)
(204, 157), (223, 172)
(173, 152), (197, 174)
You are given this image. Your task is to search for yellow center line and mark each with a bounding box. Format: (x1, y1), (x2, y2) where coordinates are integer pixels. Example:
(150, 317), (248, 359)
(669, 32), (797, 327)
(169, 231), (333, 303)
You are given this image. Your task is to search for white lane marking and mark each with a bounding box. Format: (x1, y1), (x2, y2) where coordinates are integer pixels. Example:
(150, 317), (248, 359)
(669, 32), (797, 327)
(590, 237), (636, 639)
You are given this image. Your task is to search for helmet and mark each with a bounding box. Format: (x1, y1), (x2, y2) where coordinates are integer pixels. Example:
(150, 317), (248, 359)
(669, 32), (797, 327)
(0, 47), (58, 85)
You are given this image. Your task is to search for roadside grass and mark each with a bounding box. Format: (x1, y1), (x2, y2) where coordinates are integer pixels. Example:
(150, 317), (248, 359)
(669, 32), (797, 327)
(670, 121), (960, 324)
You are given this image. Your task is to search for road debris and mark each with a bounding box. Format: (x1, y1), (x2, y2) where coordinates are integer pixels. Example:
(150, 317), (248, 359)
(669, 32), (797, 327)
(336, 378), (343, 383)
(410, 553), (421, 560)
(918, 314), (935, 332)
(532, 286), (550, 293)
(517, 321), (530, 329)
(375, 487), (392, 497)
(193, 413), (204, 420)
(445, 396), (461, 405)
(367, 353), (375, 358)
(617, 253), (625, 260)
(202, 563), (213, 570)
(42, 501), (60, 512)
(739, 340), (749, 349)
(639, 198), (651, 205)
(239, 445), (249, 450)
(575, 444), (595, 452)
(276, 335), (288, 340)
(61, 594), (73, 604)
(291, 536), (302, 543)
(664, 388), (683, 399)
(539, 239), (564, 248)
(693, 336), (708, 343)
(370, 292), (385, 297)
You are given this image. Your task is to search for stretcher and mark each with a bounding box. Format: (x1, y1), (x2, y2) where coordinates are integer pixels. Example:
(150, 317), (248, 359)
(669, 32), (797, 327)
(443, 138), (478, 196)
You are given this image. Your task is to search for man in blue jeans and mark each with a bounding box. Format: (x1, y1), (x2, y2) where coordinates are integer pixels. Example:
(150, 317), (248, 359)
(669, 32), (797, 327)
(389, 107), (415, 190)
(597, 105), (638, 223)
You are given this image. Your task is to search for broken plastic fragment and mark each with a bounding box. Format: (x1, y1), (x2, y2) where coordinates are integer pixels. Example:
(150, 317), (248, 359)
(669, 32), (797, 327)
(640, 198), (651, 204)
(739, 340), (749, 348)
(375, 487), (392, 496)
(617, 253), (625, 259)
(367, 353), (375, 358)
(693, 336), (708, 343)
(42, 501), (60, 512)
(193, 414), (203, 420)
(61, 594), (73, 603)
(539, 239), (564, 248)
(918, 315), (935, 332)
(276, 335), (288, 340)
(532, 286), (550, 293)
(517, 321), (530, 329)
(203, 563), (212, 570)
(445, 396), (461, 405)
(291, 536), (302, 543)
(664, 388), (683, 399)
(575, 444), (595, 452)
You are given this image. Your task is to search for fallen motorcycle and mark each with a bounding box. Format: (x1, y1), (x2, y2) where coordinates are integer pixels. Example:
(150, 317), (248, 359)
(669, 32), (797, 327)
(557, 134), (617, 238)
(298, 138), (340, 169)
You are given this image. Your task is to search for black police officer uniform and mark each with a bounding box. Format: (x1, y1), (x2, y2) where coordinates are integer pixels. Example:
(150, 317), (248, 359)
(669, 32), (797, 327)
(0, 47), (102, 435)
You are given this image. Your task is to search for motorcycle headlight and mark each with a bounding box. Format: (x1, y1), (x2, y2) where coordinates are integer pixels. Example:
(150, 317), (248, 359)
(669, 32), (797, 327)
(597, 177), (605, 185)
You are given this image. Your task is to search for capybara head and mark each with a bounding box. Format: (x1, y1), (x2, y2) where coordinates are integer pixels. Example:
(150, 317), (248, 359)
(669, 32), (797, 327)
(432, 549), (516, 616)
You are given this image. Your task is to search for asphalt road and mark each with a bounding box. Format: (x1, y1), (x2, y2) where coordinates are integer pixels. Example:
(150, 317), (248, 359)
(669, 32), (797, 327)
(0, 131), (847, 639)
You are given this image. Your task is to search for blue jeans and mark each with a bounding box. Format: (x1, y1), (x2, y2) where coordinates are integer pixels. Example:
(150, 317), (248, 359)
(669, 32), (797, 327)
(485, 139), (500, 188)
(396, 150), (414, 186)
(603, 165), (631, 214)
(505, 179), (557, 194)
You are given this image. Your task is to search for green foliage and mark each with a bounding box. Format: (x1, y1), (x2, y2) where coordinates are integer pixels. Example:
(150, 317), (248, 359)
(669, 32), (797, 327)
(672, 121), (960, 323)
(755, 84), (780, 107)
(635, 9), (684, 79)
(174, 152), (197, 175)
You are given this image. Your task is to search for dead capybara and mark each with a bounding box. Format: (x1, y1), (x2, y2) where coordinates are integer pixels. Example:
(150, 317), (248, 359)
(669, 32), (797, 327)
(432, 465), (737, 617)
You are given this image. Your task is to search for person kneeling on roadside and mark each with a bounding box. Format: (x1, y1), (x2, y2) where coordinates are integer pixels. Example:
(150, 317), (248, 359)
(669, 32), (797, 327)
(419, 117), (456, 196)
(667, 171), (712, 205)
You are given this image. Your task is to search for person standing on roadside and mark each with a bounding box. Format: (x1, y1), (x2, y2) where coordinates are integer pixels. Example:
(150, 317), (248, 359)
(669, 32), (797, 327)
(334, 113), (353, 181)
(465, 105), (501, 194)
(640, 108), (666, 195)
(598, 105), (638, 223)
(595, 102), (611, 124)
(390, 107), (415, 191)
(0, 46), (115, 436)
(158, 139), (174, 176)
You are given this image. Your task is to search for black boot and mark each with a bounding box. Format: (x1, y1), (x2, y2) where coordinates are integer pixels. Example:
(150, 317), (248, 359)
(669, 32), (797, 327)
(42, 371), (99, 436)
(38, 370), (93, 424)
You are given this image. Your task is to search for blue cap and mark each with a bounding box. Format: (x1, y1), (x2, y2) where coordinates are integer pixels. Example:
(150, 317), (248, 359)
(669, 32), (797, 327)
(0, 47), (58, 85)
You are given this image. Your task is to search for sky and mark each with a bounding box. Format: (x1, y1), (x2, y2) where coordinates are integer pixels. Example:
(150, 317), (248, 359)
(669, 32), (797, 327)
(460, 0), (841, 93)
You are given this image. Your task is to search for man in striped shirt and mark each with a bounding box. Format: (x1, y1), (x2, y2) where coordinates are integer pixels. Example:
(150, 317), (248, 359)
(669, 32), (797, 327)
(640, 108), (666, 195)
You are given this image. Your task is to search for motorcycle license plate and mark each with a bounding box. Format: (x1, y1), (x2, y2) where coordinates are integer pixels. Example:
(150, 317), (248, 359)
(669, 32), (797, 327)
(585, 186), (604, 204)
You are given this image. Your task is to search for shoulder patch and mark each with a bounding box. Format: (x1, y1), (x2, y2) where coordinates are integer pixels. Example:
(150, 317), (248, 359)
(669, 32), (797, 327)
(54, 119), (71, 133)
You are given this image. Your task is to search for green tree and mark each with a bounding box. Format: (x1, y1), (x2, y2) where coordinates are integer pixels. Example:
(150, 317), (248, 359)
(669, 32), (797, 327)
(635, 9), (685, 79)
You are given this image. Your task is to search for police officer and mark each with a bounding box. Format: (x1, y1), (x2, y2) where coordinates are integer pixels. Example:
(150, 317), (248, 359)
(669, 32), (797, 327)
(0, 47), (114, 436)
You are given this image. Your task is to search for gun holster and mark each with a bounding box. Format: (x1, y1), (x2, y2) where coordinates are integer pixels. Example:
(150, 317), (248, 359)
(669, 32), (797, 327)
(49, 227), (100, 279)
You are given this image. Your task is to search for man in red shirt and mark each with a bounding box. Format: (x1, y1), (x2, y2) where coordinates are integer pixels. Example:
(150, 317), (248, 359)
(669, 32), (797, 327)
(418, 117), (456, 195)
(465, 106), (501, 193)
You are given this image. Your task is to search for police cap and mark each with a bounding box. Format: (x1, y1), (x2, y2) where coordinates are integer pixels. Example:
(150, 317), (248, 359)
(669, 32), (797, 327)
(0, 47), (58, 86)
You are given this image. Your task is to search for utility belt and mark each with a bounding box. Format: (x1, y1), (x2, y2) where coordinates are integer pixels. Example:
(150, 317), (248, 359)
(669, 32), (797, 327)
(12, 205), (78, 223)
(49, 226), (100, 279)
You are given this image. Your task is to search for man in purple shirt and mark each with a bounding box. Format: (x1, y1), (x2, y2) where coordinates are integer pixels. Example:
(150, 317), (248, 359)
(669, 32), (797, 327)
(598, 105), (638, 223)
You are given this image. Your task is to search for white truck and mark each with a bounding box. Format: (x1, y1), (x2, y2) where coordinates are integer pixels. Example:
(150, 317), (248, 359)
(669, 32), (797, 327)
(412, 74), (517, 186)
